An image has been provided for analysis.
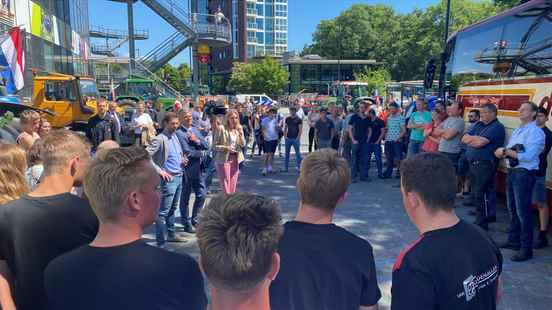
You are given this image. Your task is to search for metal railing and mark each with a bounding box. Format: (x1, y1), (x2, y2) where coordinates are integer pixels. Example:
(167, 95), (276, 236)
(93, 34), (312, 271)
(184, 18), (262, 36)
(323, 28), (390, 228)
(133, 61), (182, 98)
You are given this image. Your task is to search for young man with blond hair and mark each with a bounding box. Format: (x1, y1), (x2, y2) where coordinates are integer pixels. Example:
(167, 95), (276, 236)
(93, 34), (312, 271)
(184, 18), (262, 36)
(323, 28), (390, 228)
(270, 149), (381, 310)
(197, 193), (282, 310)
(45, 147), (206, 310)
(0, 130), (98, 310)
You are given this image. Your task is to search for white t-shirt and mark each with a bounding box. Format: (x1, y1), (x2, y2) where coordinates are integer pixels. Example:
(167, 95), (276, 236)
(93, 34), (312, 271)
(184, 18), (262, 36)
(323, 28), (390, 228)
(262, 117), (279, 141)
(132, 112), (154, 134)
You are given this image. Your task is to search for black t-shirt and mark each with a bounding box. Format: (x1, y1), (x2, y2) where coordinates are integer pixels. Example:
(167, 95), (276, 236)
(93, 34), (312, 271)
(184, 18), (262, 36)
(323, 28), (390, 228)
(86, 114), (119, 149)
(315, 118), (335, 141)
(270, 221), (381, 310)
(537, 126), (552, 177)
(45, 240), (207, 310)
(391, 220), (502, 310)
(348, 114), (371, 143)
(368, 117), (385, 144)
(239, 113), (251, 135)
(0, 193), (99, 310)
(285, 115), (303, 139)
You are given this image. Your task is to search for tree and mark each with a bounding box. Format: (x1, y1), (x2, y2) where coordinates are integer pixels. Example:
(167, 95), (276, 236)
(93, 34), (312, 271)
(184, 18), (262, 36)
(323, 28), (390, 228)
(354, 69), (391, 96)
(229, 58), (289, 96)
(156, 63), (192, 94)
(302, 0), (501, 82)
(494, 0), (530, 9)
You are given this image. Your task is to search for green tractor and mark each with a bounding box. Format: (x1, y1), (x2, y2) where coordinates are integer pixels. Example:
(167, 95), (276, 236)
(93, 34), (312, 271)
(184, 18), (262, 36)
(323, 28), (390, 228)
(327, 81), (372, 109)
(114, 78), (178, 111)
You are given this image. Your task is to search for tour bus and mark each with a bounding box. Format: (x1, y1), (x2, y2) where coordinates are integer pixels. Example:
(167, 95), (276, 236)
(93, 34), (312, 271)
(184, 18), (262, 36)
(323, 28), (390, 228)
(442, 0), (552, 210)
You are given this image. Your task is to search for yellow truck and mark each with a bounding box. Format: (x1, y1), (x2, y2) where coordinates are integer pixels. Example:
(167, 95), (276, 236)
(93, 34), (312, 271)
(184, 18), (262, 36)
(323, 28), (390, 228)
(32, 73), (99, 131)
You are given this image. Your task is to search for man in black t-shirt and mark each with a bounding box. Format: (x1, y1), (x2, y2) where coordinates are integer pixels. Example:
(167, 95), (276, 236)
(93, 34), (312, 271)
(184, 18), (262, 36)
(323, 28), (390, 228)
(392, 153), (502, 310)
(86, 98), (120, 151)
(284, 106), (303, 172)
(45, 147), (207, 310)
(367, 109), (385, 179)
(348, 102), (372, 182)
(0, 130), (99, 310)
(270, 149), (381, 310)
(533, 107), (552, 249)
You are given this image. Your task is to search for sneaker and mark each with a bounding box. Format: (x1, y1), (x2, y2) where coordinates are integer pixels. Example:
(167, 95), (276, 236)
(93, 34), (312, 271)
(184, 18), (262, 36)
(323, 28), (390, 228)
(167, 234), (188, 243)
(262, 168), (267, 176)
(534, 233), (549, 249)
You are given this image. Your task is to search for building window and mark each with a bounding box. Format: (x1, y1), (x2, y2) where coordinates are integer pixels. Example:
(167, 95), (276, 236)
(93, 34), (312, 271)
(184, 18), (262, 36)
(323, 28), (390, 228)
(256, 32), (264, 44)
(256, 18), (264, 30)
(265, 33), (274, 45)
(247, 2), (256, 15)
(256, 3), (264, 15)
(247, 30), (256, 43)
(247, 45), (255, 58)
(247, 17), (256, 29)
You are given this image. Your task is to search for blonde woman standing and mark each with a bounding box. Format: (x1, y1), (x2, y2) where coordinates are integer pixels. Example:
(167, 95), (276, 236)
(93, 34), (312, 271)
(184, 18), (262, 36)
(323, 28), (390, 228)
(213, 110), (246, 195)
(0, 142), (29, 205)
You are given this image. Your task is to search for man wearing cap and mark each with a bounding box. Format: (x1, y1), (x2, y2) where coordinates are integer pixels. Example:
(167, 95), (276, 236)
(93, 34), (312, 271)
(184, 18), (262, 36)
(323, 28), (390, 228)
(315, 108), (335, 149)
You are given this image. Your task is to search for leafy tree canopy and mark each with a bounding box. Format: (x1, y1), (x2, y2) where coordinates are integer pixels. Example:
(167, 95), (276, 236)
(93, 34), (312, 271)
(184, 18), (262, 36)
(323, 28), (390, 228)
(229, 58), (289, 96)
(303, 0), (505, 81)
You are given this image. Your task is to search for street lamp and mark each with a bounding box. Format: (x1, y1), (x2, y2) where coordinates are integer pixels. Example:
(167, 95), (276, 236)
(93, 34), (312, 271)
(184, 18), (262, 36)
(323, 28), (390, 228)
(438, 0), (452, 98)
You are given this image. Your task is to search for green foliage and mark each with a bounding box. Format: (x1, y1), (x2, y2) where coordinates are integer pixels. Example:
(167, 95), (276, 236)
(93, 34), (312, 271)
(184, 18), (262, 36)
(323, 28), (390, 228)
(303, 0), (502, 81)
(229, 58), (289, 96)
(0, 111), (14, 129)
(156, 63), (192, 94)
(494, 0), (528, 10)
(354, 69), (392, 96)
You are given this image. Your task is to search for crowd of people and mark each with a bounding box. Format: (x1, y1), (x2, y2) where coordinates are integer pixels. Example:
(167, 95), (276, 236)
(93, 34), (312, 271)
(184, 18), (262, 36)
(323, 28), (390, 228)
(0, 92), (549, 309)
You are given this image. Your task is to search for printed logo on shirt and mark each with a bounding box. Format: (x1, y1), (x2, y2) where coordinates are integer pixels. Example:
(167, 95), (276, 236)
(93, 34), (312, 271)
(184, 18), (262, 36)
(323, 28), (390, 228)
(457, 265), (499, 302)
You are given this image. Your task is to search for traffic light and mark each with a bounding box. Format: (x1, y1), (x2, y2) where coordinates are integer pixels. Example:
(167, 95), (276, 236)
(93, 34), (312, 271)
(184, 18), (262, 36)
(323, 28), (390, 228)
(424, 58), (437, 89)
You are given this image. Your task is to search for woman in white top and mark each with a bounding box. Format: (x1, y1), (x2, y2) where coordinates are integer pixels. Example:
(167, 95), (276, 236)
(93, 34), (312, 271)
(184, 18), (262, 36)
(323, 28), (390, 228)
(131, 102), (154, 145)
(213, 109), (246, 195)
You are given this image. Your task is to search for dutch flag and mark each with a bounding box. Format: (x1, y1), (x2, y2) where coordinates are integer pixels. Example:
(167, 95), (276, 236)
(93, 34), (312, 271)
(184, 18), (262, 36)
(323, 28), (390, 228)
(0, 27), (25, 93)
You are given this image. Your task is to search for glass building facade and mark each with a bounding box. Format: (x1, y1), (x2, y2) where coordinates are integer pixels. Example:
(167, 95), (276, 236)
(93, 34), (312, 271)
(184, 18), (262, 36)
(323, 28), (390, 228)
(11, 0), (91, 97)
(246, 0), (287, 59)
(284, 59), (379, 94)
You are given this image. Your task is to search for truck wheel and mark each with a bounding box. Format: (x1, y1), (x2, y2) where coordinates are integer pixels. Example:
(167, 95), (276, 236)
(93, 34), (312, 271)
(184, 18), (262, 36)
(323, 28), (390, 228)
(117, 99), (137, 110)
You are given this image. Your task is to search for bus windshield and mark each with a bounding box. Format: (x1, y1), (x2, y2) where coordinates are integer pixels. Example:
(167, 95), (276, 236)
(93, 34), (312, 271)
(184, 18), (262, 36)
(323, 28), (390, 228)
(446, 2), (552, 89)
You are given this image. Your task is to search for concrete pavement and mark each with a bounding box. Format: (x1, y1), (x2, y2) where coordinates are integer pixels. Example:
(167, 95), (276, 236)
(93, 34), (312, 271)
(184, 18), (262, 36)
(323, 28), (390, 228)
(144, 114), (552, 310)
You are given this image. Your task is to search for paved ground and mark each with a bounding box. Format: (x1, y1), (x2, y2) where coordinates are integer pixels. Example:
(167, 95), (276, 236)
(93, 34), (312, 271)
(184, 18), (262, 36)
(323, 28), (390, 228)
(144, 114), (552, 310)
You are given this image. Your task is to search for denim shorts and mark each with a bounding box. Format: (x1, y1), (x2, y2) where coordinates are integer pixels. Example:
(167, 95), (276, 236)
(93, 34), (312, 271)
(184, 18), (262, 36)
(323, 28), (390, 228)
(532, 176), (547, 204)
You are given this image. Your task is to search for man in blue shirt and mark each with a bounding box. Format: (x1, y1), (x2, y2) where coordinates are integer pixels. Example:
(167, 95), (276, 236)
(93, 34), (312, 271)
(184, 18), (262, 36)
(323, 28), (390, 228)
(462, 103), (505, 231)
(146, 112), (189, 246)
(495, 102), (545, 262)
(177, 109), (209, 234)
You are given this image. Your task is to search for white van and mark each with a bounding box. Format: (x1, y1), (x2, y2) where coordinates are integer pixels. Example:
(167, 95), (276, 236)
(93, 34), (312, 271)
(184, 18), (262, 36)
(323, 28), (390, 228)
(236, 94), (274, 106)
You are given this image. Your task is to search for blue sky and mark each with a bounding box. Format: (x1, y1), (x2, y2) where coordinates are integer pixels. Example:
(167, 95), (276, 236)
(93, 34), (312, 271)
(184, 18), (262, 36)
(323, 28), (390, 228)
(88, 0), (438, 66)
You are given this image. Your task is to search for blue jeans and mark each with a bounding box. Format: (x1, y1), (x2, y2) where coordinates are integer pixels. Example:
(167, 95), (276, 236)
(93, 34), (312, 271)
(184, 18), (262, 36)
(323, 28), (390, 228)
(506, 169), (536, 253)
(156, 175), (183, 246)
(367, 143), (383, 176)
(203, 154), (216, 190)
(284, 138), (302, 170)
(180, 167), (206, 226)
(351, 142), (369, 179)
(407, 140), (423, 158)
(384, 141), (403, 177)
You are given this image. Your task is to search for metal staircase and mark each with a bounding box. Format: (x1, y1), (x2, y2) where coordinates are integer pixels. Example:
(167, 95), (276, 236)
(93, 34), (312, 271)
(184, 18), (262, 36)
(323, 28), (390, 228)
(141, 0), (195, 37)
(90, 26), (149, 57)
(137, 31), (193, 73)
(102, 0), (231, 77)
(135, 0), (231, 73)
